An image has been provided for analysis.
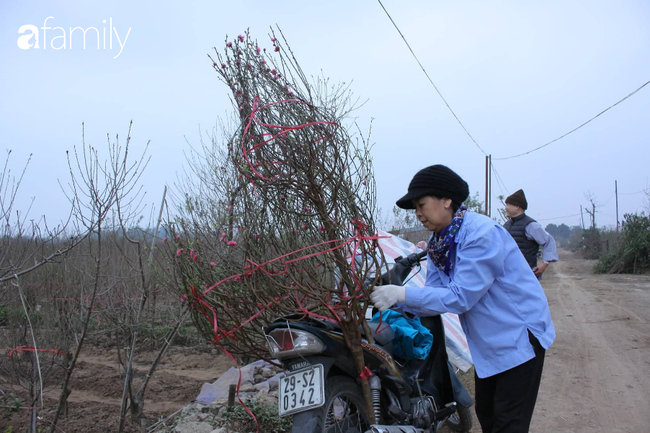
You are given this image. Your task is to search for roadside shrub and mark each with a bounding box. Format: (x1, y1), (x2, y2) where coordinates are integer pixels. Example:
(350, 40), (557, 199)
(595, 213), (650, 274)
(581, 228), (602, 260)
(593, 249), (618, 273)
(565, 226), (584, 251)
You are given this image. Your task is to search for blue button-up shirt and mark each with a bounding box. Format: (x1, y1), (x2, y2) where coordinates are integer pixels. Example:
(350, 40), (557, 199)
(400, 212), (555, 378)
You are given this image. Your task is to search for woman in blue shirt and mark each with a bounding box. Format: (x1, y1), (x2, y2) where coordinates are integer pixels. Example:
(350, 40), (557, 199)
(371, 164), (555, 433)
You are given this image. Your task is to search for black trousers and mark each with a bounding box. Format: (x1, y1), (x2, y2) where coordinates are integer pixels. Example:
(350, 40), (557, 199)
(474, 331), (546, 433)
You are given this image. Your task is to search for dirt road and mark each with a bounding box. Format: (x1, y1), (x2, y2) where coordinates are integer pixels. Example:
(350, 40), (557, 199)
(532, 249), (650, 433)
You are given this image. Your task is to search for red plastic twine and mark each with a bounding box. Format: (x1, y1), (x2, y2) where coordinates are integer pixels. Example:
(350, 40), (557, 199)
(7, 346), (66, 357)
(359, 365), (374, 380)
(239, 97), (339, 182)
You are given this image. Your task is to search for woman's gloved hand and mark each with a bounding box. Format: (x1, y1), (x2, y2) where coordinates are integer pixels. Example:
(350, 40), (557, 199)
(371, 285), (406, 311)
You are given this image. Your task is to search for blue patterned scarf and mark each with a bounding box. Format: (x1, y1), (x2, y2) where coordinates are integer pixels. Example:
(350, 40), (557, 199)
(428, 206), (468, 275)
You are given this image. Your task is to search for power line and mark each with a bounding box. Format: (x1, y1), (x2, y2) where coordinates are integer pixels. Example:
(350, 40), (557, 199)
(490, 170), (507, 197)
(490, 162), (509, 196)
(601, 192), (615, 205)
(620, 189), (646, 196)
(377, 0), (649, 202)
(537, 213), (582, 222)
(494, 79), (650, 160)
(376, 0), (488, 156)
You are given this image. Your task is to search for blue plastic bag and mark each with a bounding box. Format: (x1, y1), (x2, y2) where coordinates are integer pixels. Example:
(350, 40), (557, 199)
(371, 310), (433, 360)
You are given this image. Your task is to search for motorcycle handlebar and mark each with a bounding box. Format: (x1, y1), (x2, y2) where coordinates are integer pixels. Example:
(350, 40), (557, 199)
(379, 249), (427, 286)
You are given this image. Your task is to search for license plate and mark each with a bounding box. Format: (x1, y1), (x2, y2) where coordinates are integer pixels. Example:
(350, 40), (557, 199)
(278, 364), (324, 416)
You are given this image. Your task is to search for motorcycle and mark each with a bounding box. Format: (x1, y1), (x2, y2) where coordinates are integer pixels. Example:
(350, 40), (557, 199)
(264, 250), (474, 433)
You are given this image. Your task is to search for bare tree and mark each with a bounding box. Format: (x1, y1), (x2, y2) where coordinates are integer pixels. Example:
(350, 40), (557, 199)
(0, 150), (90, 432)
(584, 191), (597, 229)
(0, 151), (89, 285)
(48, 122), (150, 432)
(390, 206), (416, 232)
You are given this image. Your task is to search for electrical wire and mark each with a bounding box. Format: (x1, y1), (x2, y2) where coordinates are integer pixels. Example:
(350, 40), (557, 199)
(490, 162), (509, 196)
(377, 0), (488, 156)
(537, 213), (582, 222)
(601, 192), (615, 205)
(376, 0), (650, 216)
(620, 189), (646, 195)
(494, 79), (650, 160)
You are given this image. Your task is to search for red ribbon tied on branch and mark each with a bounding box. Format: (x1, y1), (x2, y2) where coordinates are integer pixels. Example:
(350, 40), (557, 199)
(7, 346), (66, 357)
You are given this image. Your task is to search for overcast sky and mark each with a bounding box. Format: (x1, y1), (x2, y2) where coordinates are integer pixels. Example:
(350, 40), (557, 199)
(1, 0), (649, 231)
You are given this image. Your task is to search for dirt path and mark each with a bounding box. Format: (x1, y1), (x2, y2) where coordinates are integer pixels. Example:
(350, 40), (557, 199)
(532, 249), (650, 433)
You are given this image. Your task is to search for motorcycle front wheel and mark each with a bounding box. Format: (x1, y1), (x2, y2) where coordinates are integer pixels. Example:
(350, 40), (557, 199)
(291, 376), (370, 433)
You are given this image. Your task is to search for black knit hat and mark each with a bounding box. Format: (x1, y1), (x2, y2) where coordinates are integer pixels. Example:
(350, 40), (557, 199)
(396, 165), (470, 210)
(505, 189), (528, 210)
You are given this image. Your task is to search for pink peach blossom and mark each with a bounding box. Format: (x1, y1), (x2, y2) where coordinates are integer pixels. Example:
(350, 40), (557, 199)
(227, 42), (232, 48)
(238, 35), (244, 42)
(227, 241), (237, 246)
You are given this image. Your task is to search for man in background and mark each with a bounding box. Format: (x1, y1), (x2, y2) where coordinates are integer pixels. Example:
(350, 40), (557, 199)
(504, 189), (558, 279)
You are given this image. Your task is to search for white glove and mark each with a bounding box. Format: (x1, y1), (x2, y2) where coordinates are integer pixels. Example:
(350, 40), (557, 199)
(371, 285), (406, 312)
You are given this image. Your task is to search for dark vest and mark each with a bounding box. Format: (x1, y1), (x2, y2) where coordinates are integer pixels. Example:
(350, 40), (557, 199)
(504, 214), (539, 268)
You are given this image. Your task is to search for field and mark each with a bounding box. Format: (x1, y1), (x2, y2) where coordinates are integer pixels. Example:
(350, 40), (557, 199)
(3, 248), (649, 432)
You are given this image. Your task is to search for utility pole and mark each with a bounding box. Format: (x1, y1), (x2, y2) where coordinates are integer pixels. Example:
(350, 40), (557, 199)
(485, 156), (489, 215)
(580, 205), (585, 230)
(615, 180), (620, 236)
(488, 155), (492, 217)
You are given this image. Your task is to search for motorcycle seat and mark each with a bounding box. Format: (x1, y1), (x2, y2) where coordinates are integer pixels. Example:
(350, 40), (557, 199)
(362, 321), (395, 354)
